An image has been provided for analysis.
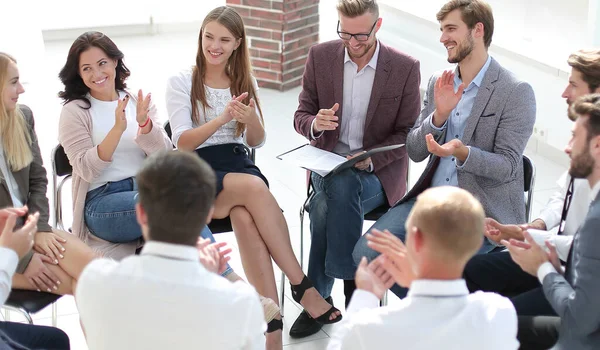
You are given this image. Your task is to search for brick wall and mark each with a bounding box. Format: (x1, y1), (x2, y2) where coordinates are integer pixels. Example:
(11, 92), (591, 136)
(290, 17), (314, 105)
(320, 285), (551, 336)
(226, 0), (320, 91)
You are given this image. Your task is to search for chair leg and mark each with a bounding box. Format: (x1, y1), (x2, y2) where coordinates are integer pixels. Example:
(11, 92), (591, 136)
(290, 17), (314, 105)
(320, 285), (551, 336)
(279, 271), (286, 316)
(52, 302), (58, 327)
(1, 306), (33, 325)
(380, 290), (389, 307)
(299, 207), (305, 271)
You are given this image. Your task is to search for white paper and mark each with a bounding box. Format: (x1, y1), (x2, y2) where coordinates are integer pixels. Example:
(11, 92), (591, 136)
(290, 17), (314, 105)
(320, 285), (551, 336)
(277, 145), (347, 177)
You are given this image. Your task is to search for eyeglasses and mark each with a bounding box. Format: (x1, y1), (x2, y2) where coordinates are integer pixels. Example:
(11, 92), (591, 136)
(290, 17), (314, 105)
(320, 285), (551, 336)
(557, 177), (574, 235)
(337, 20), (378, 42)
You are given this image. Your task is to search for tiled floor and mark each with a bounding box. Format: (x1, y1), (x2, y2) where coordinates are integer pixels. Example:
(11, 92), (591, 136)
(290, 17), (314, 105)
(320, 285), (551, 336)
(2, 30), (567, 349)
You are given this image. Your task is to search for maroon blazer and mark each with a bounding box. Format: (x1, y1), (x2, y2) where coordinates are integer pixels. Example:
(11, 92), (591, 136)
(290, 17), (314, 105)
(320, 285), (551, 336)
(294, 40), (421, 205)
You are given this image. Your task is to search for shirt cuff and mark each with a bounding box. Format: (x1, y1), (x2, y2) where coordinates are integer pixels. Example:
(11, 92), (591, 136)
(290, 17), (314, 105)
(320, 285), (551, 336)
(429, 113), (447, 131)
(0, 247), (19, 278)
(310, 118), (324, 140)
(346, 289), (380, 314)
(537, 262), (558, 284)
(368, 162), (374, 172)
(455, 146), (471, 168)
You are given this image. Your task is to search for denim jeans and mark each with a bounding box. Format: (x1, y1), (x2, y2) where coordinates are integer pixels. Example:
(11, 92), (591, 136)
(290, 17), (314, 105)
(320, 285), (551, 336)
(85, 178), (233, 276)
(352, 195), (496, 298)
(308, 168), (386, 298)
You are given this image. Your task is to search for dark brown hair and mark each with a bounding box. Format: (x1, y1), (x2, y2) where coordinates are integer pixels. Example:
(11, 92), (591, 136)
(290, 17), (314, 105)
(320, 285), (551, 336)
(568, 94), (600, 141)
(436, 0), (494, 48)
(58, 31), (130, 107)
(191, 6), (264, 137)
(568, 50), (600, 92)
(137, 150), (216, 246)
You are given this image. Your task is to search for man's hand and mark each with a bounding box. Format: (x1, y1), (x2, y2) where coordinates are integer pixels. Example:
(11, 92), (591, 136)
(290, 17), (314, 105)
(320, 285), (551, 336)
(0, 206), (27, 230)
(432, 70), (465, 127)
(355, 256), (395, 299)
(502, 231), (549, 276)
(425, 133), (468, 161)
(197, 238), (232, 275)
(347, 151), (372, 171)
(34, 230), (67, 263)
(23, 253), (60, 292)
(0, 211), (37, 259)
(313, 103), (339, 133)
(545, 241), (564, 275)
(366, 229), (416, 288)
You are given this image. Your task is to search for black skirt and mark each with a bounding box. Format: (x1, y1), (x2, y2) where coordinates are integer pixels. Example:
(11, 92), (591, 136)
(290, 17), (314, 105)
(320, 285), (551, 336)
(194, 143), (269, 195)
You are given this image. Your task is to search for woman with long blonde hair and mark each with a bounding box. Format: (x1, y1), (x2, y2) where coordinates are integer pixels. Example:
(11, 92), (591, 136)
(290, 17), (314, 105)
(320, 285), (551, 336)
(0, 52), (96, 298)
(166, 6), (342, 349)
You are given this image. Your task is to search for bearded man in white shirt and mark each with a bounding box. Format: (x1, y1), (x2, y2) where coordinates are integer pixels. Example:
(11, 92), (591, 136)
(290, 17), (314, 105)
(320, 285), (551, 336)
(76, 150), (266, 350)
(328, 186), (519, 350)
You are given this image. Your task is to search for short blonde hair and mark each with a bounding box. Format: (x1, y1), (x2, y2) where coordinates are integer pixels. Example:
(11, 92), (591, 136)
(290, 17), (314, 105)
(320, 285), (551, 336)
(336, 0), (379, 18)
(406, 187), (484, 261)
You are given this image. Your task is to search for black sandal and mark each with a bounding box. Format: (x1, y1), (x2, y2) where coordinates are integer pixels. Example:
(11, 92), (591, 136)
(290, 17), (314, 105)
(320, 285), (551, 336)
(290, 276), (342, 325)
(266, 318), (283, 333)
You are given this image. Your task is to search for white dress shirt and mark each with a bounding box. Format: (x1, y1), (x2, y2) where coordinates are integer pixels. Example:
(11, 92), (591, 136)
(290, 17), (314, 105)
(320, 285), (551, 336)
(328, 280), (519, 350)
(165, 69), (264, 150)
(538, 179), (600, 283)
(76, 241), (266, 350)
(0, 247), (18, 305)
(528, 173), (591, 261)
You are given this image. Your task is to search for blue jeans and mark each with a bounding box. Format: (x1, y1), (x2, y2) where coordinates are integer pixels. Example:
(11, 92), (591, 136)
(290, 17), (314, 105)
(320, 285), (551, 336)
(85, 178), (232, 276)
(308, 168), (386, 298)
(352, 196), (495, 298)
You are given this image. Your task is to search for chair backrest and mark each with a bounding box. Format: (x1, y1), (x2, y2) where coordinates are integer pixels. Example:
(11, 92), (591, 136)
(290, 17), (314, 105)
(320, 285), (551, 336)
(523, 154), (536, 222)
(51, 145), (72, 231)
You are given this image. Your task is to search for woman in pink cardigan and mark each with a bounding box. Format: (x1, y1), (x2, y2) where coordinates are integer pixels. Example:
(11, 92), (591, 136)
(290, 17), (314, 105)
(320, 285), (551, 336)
(58, 32), (173, 258)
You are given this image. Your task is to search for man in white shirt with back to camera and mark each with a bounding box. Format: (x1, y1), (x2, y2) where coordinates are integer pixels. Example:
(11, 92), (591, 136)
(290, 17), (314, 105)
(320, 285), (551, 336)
(328, 186), (519, 350)
(76, 150), (266, 350)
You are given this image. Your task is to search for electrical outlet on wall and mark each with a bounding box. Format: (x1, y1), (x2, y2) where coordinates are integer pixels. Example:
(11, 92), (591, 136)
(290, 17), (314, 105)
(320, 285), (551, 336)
(533, 125), (548, 142)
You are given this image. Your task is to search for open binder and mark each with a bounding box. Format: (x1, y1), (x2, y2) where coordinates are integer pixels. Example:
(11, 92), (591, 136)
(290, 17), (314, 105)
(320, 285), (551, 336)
(277, 143), (404, 177)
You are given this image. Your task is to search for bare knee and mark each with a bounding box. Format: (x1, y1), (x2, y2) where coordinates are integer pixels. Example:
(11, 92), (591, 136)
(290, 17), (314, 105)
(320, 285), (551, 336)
(230, 206), (255, 228)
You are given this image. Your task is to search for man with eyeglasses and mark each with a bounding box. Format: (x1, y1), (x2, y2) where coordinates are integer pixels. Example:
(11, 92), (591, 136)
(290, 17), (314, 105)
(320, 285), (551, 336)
(293, 0), (421, 338)
(352, 0), (536, 299)
(463, 49), (600, 322)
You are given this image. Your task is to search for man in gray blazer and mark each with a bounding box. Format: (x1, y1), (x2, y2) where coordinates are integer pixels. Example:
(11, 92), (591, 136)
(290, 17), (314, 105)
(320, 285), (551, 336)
(353, 0), (536, 298)
(506, 94), (600, 349)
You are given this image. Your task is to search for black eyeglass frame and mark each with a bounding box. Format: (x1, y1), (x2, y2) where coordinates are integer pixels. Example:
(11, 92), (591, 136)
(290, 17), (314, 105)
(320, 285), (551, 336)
(337, 20), (378, 42)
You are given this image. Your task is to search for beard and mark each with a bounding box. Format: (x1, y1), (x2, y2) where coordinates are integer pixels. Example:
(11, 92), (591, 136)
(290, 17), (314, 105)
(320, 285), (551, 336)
(448, 34), (475, 64)
(569, 144), (595, 179)
(345, 39), (376, 60)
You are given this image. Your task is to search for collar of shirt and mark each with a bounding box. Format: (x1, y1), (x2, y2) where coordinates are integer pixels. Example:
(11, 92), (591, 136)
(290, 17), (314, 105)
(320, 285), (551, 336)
(407, 279), (469, 298)
(140, 241), (199, 262)
(454, 55), (492, 92)
(344, 40), (380, 71)
(590, 179), (600, 202)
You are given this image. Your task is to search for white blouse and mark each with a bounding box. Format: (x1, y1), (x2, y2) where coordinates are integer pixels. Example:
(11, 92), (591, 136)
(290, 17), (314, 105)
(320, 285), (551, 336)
(165, 68), (265, 150)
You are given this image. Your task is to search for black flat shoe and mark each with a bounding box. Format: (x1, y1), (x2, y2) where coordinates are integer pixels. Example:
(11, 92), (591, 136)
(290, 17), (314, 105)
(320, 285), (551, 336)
(289, 296), (335, 338)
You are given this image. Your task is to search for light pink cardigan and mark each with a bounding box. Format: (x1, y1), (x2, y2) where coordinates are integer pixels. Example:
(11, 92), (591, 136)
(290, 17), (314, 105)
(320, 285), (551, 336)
(58, 95), (172, 259)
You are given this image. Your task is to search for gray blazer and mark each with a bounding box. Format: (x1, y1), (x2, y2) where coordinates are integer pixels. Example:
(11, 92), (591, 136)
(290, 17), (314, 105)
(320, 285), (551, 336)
(542, 191), (600, 350)
(402, 57), (536, 225)
(0, 105), (53, 273)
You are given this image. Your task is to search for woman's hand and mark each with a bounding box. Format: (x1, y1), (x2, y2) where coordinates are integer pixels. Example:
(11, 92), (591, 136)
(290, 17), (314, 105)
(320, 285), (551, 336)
(230, 97), (259, 125)
(135, 89), (152, 125)
(114, 95), (129, 132)
(23, 253), (61, 292)
(34, 231), (67, 263)
(218, 92), (249, 126)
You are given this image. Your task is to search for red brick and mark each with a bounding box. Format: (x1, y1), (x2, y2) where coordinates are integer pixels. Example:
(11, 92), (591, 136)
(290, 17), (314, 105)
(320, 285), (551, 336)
(258, 80), (284, 90)
(228, 5), (250, 17)
(283, 0), (319, 12)
(251, 38), (281, 51)
(283, 13), (319, 31)
(243, 0), (274, 8)
(283, 67), (304, 81)
(255, 69), (282, 81)
(244, 18), (261, 27)
(282, 55), (308, 71)
(226, 0), (242, 4)
(271, 1), (284, 10)
(252, 58), (272, 69)
(259, 50), (281, 60)
(272, 31), (283, 40)
(270, 62), (283, 72)
(283, 25), (318, 42)
(246, 27), (276, 39)
(250, 9), (283, 21)
(282, 78), (302, 90)
(258, 19), (282, 30)
(249, 48), (261, 57)
(283, 45), (311, 61)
